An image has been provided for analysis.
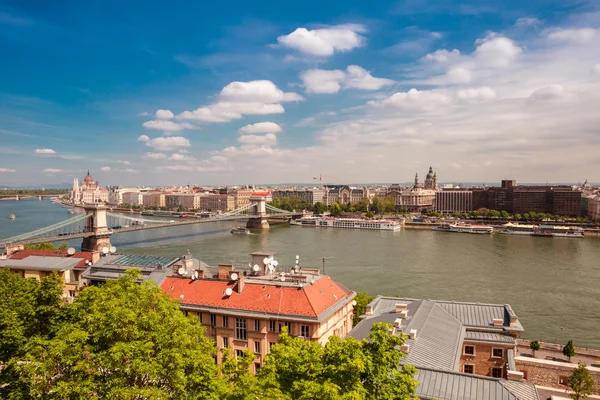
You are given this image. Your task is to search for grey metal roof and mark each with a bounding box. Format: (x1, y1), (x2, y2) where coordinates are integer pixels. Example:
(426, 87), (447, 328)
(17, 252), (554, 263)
(415, 367), (539, 400)
(436, 301), (506, 327)
(464, 331), (517, 344)
(403, 301), (464, 371)
(0, 256), (82, 271)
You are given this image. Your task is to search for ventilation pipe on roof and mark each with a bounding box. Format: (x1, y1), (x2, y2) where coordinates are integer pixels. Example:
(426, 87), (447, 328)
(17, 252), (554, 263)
(401, 344), (410, 353)
(237, 275), (245, 294)
(394, 318), (403, 328)
(409, 329), (417, 340)
(395, 303), (407, 312)
(492, 318), (503, 326)
(400, 310), (408, 319)
(365, 305), (373, 315)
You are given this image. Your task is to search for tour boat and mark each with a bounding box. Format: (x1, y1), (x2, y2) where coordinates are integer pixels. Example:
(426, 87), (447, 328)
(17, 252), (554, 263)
(499, 223), (584, 238)
(434, 223), (494, 234)
(290, 217), (402, 231)
(9, 213), (16, 220)
(67, 209), (75, 214)
(231, 227), (250, 234)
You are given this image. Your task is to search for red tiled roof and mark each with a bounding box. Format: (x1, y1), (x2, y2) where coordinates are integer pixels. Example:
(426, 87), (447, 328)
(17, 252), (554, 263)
(9, 250), (93, 268)
(250, 192), (271, 197)
(160, 275), (353, 317)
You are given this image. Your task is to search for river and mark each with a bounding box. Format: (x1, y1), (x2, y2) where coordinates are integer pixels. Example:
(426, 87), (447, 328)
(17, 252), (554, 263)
(2, 198), (600, 347)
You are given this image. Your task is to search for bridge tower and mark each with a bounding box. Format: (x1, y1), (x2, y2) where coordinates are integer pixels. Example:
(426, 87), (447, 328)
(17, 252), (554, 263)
(246, 192), (272, 229)
(81, 203), (112, 256)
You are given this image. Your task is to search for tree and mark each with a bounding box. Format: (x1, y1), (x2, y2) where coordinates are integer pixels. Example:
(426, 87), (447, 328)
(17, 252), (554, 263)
(24, 242), (58, 251)
(530, 340), (540, 357)
(563, 340), (576, 362)
(488, 210), (501, 218)
(2, 270), (225, 399)
(382, 196), (397, 215)
(177, 204), (186, 212)
(329, 202), (343, 217)
(500, 210), (510, 219)
(352, 292), (374, 327)
(370, 197), (382, 215)
(354, 200), (369, 213)
(312, 202), (326, 215)
(476, 208), (490, 217)
(258, 323), (418, 399)
(365, 211), (375, 218)
(514, 213), (522, 221)
(567, 363), (595, 400)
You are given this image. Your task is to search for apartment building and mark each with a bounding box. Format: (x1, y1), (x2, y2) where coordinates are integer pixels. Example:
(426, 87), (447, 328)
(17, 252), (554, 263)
(160, 252), (356, 370)
(271, 189), (326, 205)
(142, 192), (166, 208)
(200, 194), (235, 212)
(122, 191), (143, 206)
(434, 190), (473, 214)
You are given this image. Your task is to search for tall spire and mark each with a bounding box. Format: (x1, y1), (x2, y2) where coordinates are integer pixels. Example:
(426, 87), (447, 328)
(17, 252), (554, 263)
(414, 173), (419, 185)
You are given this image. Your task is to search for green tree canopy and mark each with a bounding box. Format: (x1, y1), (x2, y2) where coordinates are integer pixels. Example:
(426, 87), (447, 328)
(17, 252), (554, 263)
(313, 202), (327, 215)
(353, 292), (374, 327)
(563, 340), (576, 362)
(568, 363), (595, 400)
(2, 270), (225, 399)
(329, 202), (343, 217)
(365, 211), (375, 218)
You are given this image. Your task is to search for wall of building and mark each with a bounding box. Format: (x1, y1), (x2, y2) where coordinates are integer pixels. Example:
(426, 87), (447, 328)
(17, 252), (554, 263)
(516, 358), (600, 395)
(435, 190), (472, 213)
(459, 342), (514, 378)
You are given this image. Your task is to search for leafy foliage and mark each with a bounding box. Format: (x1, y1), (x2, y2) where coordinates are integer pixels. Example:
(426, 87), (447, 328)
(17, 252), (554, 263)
(270, 196), (310, 212)
(23, 242), (59, 251)
(529, 340), (540, 352)
(568, 363), (595, 400)
(563, 340), (576, 361)
(352, 292), (374, 327)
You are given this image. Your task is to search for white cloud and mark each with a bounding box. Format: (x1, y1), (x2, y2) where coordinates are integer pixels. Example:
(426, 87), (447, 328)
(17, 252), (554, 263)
(0, 168), (16, 172)
(530, 84), (566, 100)
(122, 160), (132, 165)
(209, 155), (228, 163)
(277, 24), (366, 56)
(594, 64), (600, 76)
(445, 67), (473, 84)
(176, 80), (302, 124)
(155, 109), (174, 119)
(457, 87), (497, 103)
(138, 135), (150, 142)
(143, 119), (192, 133)
(159, 165), (195, 171)
(474, 36), (522, 67)
(43, 168), (63, 173)
(169, 153), (195, 161)
(138, 111), (149, 116)
(380, 88), (453, 111)
(424, 49), (461, 63)
(125, 168), (138, 173)
(35, 148), (56, 155)
(239, 122), (282, 134)
(100, 166), (111, 172)
(141, 136), (191, 151)
(515, 17), (541, 27)
(301, 65), (394, 94)
(238, 133), (277, 146)
(145, 152), (167, 159)
(547, 28), (598, 43)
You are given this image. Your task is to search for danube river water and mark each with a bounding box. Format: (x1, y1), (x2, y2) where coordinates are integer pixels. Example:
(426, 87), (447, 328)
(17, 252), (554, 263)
(2, 198), (600, 347)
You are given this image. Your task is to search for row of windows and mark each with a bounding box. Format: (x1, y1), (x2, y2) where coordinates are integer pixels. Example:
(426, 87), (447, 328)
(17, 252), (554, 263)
(221, 336), (277, 354)
(463, 345), (504, 358)
(196, 312), (311, 338)
(463, 364), (503, 378)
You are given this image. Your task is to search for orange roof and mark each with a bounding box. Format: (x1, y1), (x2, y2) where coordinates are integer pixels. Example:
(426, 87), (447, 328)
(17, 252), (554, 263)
(9, 249), (93, 268)
(160, 275), (353, 318)
(250, 192), (271, 197)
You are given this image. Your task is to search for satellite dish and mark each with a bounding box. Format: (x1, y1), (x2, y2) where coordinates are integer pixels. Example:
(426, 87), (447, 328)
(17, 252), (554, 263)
(273, 260), (279, 267)
(191, 275), (196, 280)
(263, 257), (270, 264)
(253, 264), (260, 272)
(102, 247), (109, 254)
(194, 271), (199, 279)
(231, 272), (239, 281)
(110, 246), (117, 254)
(225, 287), (233, 296)
(67, 247), (76, 255)
(352, 300), (357, 306)
(296, 255), (300, 260)
(268, 265), (274, 271)
(178, 267), (186, 275)
(280, 276), (286, 282)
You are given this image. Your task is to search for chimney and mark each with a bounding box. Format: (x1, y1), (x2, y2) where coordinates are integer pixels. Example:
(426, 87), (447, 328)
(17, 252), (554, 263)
(394, 318), (403, 328)
(510, 315), (518, 326)
(409, 329), (417, 340)
(237, 275), (245, 294)
(401, 344), (410, 353)
(395, 303), (407, 312)
(196, 269), (204, 279)
(218, 264), (233, 280)
(399, 310), (408, 319)
(365, 305), (373, 316)
(492, 318), (503, 326)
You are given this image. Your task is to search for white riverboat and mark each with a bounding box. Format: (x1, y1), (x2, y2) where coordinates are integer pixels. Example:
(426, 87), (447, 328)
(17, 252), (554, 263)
(499, 223), (584, 238)
(434, 223), (494, 234)
(290, 217), (402, 231)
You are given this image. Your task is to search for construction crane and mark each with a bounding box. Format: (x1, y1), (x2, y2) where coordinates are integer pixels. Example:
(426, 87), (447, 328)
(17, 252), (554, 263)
(313, 174), (323, 189)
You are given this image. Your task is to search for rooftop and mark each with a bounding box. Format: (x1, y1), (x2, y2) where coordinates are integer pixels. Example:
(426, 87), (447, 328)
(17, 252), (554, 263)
(2, 249), (93, 269)
(81, 253), (181, 284)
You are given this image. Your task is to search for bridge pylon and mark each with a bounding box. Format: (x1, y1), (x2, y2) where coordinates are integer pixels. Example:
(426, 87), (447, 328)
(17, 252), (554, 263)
(81, 203), (112, 258)
(246, 193), (271, 229)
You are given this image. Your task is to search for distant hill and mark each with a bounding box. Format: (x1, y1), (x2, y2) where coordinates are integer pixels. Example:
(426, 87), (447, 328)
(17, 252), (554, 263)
(0, 182), (72, 190)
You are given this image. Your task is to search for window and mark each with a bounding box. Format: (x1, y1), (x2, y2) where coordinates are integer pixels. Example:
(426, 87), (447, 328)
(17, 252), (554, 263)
(491, 367), (503, 378)
(236, 350), (244, 357)
(492, 348), (503, 358)
(301, 325), (310, 338)
(254, 362), (261, 374)
(254, 341), (261, 353)
(222, 316), (229, 328)
(236, 318), (247, 340)
(210, 313), (216, 326)
(254, 319), (260, 332)
(222, 337), (229, 348)
(464, 345), (475, 356)
(269, 320), (276, 332)
(279, 321), (291, 333)
(463, 365), (474, 374)
(198, 313), (203, 323)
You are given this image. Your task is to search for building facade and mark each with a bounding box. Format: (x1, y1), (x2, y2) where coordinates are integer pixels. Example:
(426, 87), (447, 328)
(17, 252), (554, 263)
(70, 171), (109, 205)
(142, 192), (166, 208)
(324, 186), (368, 206)
(200, 194), (234, 212)
(272, 189), (326, 205)
(385, 172), (436, 212)
(160, 252), (356, 369)
(122, 191), (143, 206)
(434, 190), (473, 214)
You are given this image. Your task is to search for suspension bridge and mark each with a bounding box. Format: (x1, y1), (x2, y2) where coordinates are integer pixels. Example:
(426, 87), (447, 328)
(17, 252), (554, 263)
(0, 193), (301, 252)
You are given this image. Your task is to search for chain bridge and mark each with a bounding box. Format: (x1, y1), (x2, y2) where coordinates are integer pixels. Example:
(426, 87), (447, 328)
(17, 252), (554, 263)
(0, 193), (301, 252)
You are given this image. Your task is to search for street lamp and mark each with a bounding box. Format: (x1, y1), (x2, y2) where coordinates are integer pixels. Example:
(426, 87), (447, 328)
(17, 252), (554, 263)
(559, 326), (564, 346)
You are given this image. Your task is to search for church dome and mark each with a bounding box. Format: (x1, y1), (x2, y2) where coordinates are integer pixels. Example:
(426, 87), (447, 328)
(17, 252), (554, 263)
(83, 170), (94, 184)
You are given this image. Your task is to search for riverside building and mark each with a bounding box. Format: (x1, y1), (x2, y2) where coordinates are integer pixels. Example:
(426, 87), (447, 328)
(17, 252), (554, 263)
(385, 168), (438, 212)
(70, 171), (109, 205)
(271, 188), (326, 205)
(435, 189), (473, 214)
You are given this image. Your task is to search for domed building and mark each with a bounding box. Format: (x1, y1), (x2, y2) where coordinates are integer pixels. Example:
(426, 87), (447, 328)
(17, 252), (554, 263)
(70, 170), (109, 205)
(385, 167), (439, 212)
(424, 166), (438, 190)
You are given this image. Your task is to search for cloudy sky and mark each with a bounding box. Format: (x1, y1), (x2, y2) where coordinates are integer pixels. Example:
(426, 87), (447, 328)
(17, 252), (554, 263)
(1, 0), (599, 186)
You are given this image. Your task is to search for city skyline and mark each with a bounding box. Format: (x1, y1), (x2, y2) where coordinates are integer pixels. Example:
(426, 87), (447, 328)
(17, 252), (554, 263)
(1, 1), (600, 186)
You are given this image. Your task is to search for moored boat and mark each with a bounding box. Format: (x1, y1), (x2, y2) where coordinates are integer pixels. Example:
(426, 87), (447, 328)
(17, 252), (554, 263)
(291, 217), (402, 231)
(500, 223), (584, 238)
(231, 227), (250, 234)
(434, 223), (493, 234)
(9, 213), (16, 220)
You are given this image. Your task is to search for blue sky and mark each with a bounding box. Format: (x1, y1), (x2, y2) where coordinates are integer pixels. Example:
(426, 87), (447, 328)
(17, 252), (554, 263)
(1, 0), (599, 186)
